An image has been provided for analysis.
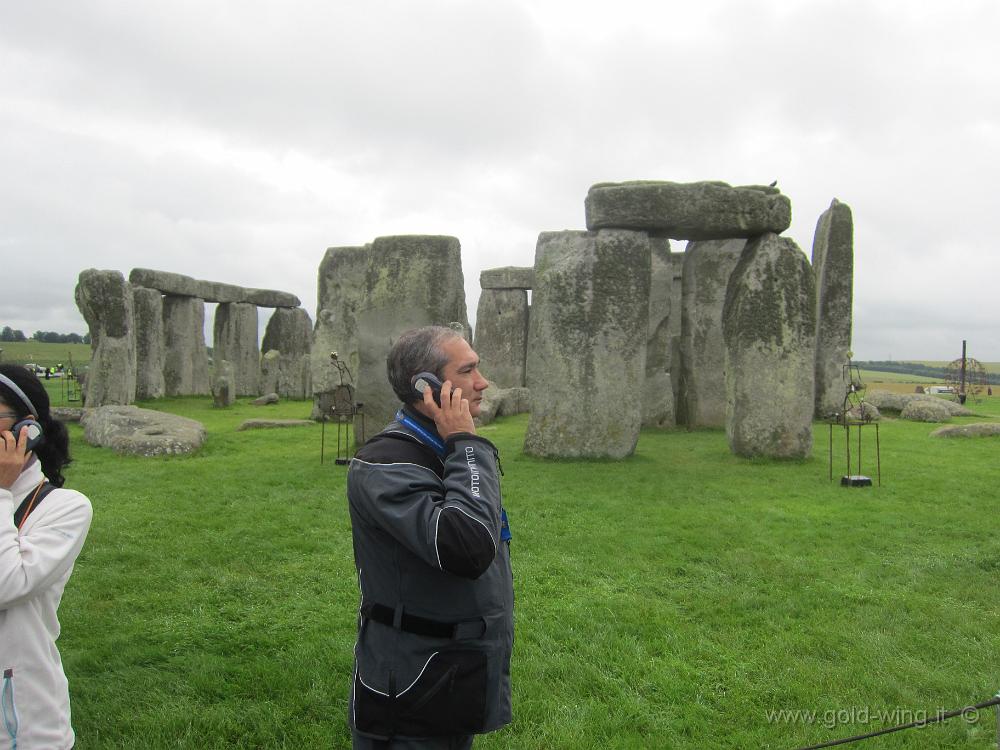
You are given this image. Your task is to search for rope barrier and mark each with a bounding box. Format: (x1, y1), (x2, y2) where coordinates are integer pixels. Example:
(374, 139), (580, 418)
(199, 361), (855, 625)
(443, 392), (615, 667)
(794, 694), (1000, 750)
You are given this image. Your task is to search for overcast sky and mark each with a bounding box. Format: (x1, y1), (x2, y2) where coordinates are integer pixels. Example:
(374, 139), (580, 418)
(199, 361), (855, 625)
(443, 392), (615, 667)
(2, 0), (997, 361)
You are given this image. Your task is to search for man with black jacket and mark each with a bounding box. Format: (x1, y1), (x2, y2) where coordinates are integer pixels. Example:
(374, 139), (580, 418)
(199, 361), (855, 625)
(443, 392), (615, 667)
(347, 326), (513, 749)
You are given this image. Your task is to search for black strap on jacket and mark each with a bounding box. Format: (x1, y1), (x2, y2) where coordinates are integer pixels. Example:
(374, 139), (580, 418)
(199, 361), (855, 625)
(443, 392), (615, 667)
(361, 602), (486, 640)
(14, 482), (57, 528)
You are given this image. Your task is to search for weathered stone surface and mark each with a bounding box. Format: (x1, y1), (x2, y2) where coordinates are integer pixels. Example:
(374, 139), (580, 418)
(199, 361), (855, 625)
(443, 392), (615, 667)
(212, 360), (236, 408)
(354, 236), (471, 434)
(260, 349), (281, 395)
(845, 402), (880, 422)
(197, 281), (245, 304)
(311, 245), (369, 418)
(524, 230), (650, 458)
(162, 295), (210, 396)
(723, 233), (816, 459)
(75, 269), (136, 407)
(128, 268), (300, 307)
(644, 236), (675, 428)
(931, 422), (1000, 438)
(252, 393), (279, 405)
(244, 288), (300, 308)
(865, 391), (973, 417)
(677, 239), (745, 427)
(132, 286), (165, 400)
(475, 385), (531, 426)
(129, 268), (198, 297)
(213, 302), (260, 397)
(668, 251), (684, 415)
(262, 307), (313, 398)
(474, 289), (528, 388)
(480, 266), (535, 290)
(812, 199), (855, 418)
(900, 399), (952, 422)
(584, 180), (792, 240)
(237, 419), (314, 431)
(51, 407), (86, 423)
(81, 405), (205, 456)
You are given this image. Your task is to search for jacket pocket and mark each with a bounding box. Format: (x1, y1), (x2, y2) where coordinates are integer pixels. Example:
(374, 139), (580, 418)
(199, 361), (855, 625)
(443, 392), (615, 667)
(354, 649), (488, 737)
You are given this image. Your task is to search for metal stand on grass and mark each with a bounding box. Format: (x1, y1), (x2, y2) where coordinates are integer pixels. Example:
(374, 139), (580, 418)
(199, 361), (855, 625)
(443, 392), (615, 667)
(826, 357), (881, 487)
(319, 352), (364, 466)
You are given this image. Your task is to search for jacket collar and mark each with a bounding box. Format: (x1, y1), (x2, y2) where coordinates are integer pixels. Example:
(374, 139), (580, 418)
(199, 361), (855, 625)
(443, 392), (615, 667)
(395, 405), (446, 456)
(9, 458), (44, 502)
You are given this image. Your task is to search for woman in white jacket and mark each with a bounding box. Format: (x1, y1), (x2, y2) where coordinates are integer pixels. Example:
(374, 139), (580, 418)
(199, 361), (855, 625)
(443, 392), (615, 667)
(0, 365), (92, 750)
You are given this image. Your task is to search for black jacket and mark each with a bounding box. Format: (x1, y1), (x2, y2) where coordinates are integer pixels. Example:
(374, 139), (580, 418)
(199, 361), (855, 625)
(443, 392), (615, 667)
(347, 407), (513, 739)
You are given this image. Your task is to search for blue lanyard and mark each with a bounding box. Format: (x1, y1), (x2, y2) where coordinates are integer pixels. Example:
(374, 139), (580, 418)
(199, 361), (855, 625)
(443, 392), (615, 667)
(396, 410), (446, 457)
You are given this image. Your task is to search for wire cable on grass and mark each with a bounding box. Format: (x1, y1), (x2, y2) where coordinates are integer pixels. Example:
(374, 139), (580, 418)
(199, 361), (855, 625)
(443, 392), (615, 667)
(794, 693), (1000, 750)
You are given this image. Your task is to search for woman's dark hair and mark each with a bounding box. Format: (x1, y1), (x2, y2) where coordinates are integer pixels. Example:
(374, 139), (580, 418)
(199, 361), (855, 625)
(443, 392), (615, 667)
(0, 364), (72, 487)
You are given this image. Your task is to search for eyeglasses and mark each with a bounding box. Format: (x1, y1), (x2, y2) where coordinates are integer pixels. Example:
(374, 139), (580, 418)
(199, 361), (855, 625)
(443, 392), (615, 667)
(0, 412), (20, 420)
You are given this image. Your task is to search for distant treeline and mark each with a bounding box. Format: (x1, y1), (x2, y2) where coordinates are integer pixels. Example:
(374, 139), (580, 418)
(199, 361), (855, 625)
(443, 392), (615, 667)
(857, 360), (1000, 385)
(1, 327), (91, 344)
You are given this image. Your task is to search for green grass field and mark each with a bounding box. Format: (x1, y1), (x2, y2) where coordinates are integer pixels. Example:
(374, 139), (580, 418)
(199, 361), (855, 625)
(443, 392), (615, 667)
(43, 394), (1000, 748)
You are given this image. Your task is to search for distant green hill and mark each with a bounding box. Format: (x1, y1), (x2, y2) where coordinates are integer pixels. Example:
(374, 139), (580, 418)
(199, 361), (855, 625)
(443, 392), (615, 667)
(0, 340), (91, 368)
(856, 360), (1000, 384)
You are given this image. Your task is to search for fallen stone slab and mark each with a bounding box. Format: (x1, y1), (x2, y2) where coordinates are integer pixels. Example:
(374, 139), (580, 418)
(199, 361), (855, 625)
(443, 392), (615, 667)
(480, 266), (535, 290)
(252, 393), (280, 405)
(865, 391), (973, 417)
(237, 419), (314, 431)
(584, 180), (792, 240)
(51, 407), (86, 423)
(900, 399), (951, 422)
(930, 423), (1000, 438)
(81, 406), (206, 456)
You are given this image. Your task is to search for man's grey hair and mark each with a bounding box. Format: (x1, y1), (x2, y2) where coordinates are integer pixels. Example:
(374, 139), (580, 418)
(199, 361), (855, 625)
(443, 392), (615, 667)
(387, 326), (464, 405)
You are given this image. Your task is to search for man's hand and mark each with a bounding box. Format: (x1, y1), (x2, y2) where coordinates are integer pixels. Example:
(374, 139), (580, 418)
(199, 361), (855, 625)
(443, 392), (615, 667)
(0, 426), (31, 490)
(423, 379), (476, 440)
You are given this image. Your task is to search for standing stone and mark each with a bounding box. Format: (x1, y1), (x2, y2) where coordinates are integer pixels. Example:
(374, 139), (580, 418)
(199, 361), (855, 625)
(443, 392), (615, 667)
(524, 229), (650, 458)
(585, 181), (791, 240)
(474, 289), (529, 388)
(723, 233), (816, 458)
(480, 267), (535, 290)
(354, 236), (471, 434)
(812, 199), (854, 418)
(643, 236), (674, 428)
(677, 239), (746, 427)
(162, 295), (210, 396)
(262, 307), (313, 399)
(74, 269), (137, 407)
(212, 360), (236, 407)
(213, 303), (260, 397)
(260, 349), (281, 395)
(668, 251), (684, 415)
(132, 286), (165, 400)
(311, 245), (369, 418)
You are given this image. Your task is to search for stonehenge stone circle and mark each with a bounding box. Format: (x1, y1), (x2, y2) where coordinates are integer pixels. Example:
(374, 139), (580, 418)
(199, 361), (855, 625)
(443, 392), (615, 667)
(474, 289), (529, 388)
(480, 266), (535, 290)
(677, 239), (746, 428)
(74, 269), (137, 407)
(524, 229), (650, 459)
(722, 233), (816, 459)
(132, 286), (165, 400)
(812, 198), (854, 418)
(262, 307), (314, 399)
(162, 295), (211, 396)
(213, 302), (260, 397)
(643, 236), (675, 428)
(584, 181), (792, 240)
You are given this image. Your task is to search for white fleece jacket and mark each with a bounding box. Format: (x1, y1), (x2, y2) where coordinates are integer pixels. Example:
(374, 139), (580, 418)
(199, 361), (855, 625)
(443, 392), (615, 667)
(0, 460), (92, 750)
